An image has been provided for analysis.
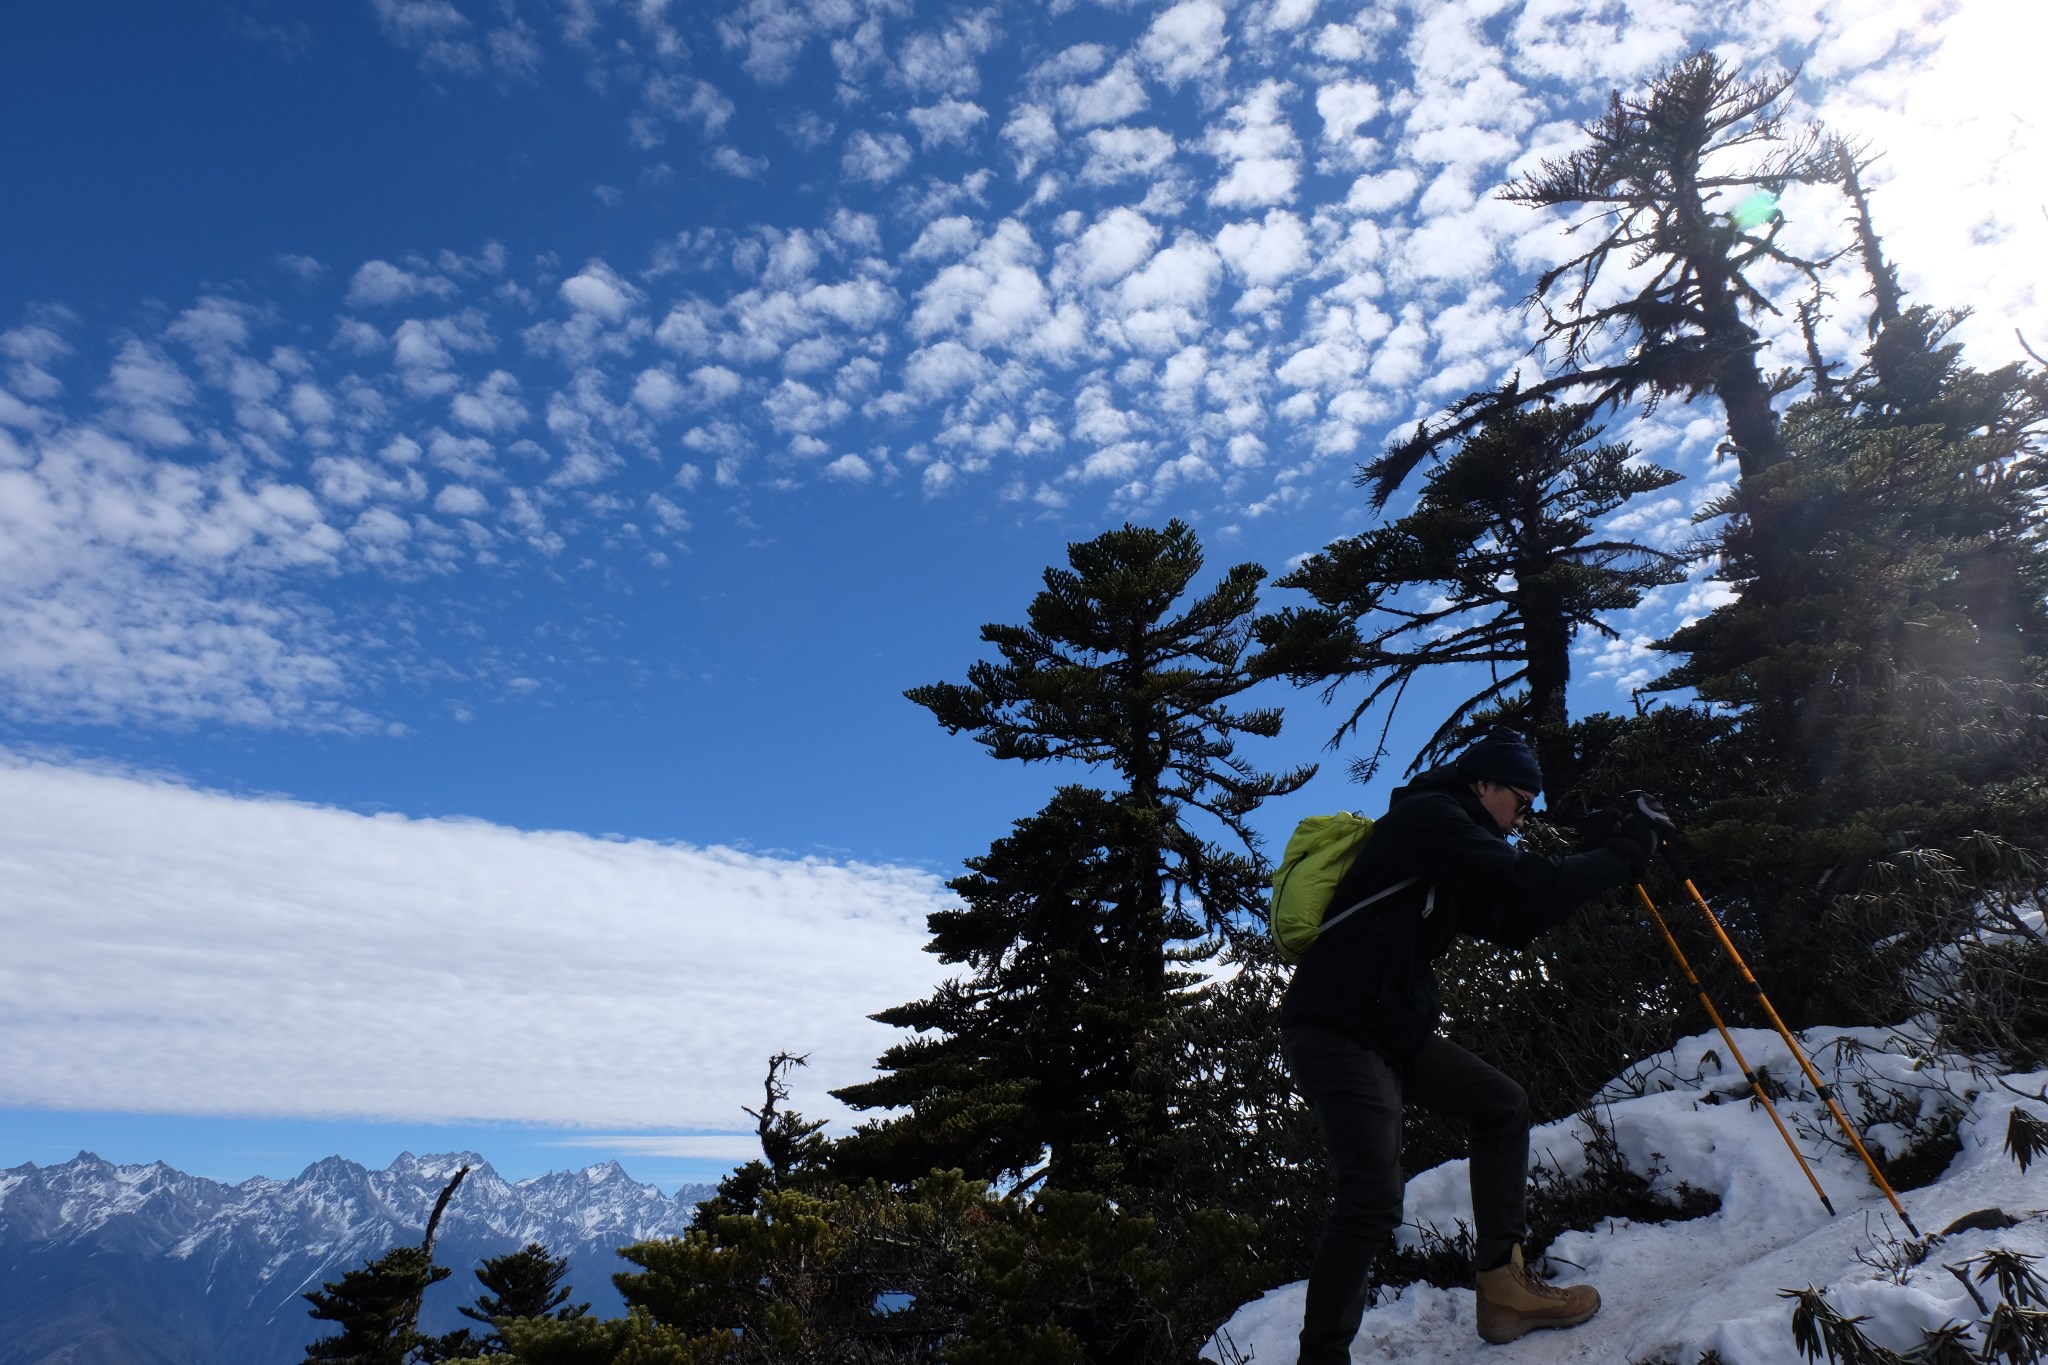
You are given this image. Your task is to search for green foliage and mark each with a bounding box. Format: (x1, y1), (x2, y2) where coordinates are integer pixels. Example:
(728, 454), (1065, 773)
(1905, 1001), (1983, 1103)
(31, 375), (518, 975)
(2006, 1108), (2048, 1174)
(904, 518), (1311, 841)
(304, 1165), (474, 1365)
(492, 1308), (704, 1365)
(614, 1172), (990, 1363)
(1376, 51), (1837, 497)
(1778, 1252), (2048, 1365)
(455, 1242), (589, 1354)
(476, 1170), (1259, 1365)
(304, 1245), (454, 1365)
(838, 519), (1310, 1201)
(833, 787), (1190, 1193)
(1961, 1251), (2048, 1313)
(692, 1052), (835, 1226)
(1261, 401), (1683, 795)
(1155, 934), (1327, 1272)
(1782, 1285), (1908, 1364)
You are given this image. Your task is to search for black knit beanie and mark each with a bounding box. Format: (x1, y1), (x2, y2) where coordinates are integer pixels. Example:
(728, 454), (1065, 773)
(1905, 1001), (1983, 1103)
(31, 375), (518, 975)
(1453, 728), (1544, 795)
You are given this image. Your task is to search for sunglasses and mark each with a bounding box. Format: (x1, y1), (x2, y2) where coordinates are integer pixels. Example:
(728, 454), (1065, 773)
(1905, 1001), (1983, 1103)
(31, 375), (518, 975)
(1505, 786), (1537, 817)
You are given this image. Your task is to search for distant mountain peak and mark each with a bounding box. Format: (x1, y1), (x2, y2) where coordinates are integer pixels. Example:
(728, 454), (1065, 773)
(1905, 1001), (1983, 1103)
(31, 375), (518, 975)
(0, 1149), (721, 1365)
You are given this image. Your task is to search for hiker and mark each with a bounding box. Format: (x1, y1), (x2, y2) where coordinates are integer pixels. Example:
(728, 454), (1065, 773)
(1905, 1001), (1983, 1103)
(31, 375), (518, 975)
(1277, 729), (1668, 1359)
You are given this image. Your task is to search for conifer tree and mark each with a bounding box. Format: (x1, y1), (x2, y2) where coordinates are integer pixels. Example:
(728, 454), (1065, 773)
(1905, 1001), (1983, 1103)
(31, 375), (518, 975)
(1258, 401), (1683, 799)
(1372, 51), (1836, 502)
(833, 520), (1311, 1198)
(691, 1052), (834, 1226)
(454, 1241), (588, 1354)
(305, 1248), (453, 1365)
(304, 1166), (471, 1365)
(835, 786), (1171, 1190)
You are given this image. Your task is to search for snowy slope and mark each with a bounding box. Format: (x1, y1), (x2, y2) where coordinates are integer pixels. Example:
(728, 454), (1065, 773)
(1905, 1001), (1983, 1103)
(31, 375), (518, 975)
(1211, 1026), (2048, 1364)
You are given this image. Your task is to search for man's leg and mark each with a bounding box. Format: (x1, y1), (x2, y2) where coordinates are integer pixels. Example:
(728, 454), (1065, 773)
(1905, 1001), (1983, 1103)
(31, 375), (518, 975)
(1401, 1037), (1599, 1343)
(1281, 1024), (1406, 1365)
(1398, 1035), (1530, 1269)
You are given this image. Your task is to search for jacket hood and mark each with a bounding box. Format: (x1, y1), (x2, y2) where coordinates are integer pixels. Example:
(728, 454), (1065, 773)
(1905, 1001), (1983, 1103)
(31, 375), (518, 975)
(1389, 764), (1466, 803)
(1390, 764), (1505, 837)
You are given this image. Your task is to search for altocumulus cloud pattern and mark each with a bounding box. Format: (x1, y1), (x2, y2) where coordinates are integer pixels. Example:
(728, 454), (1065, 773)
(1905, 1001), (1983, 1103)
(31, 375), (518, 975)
(0, 0), (2040, 733)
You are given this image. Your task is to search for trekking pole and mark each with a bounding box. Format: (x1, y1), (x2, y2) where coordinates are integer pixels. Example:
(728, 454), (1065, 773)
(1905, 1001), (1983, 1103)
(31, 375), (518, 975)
(1660, 849), (1922, 1237)
(1632, 883), (1837, 1217)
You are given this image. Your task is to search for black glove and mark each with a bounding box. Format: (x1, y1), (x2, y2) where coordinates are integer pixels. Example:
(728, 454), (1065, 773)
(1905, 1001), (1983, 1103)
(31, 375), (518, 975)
(1606, 790), (1676, 873)
(1623, 790), (1678, 838)
(1579, 806), (1624, 844)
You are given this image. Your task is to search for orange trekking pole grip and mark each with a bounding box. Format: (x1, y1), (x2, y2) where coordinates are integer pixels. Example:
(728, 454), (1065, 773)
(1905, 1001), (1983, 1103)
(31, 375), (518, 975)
(1661, 852), (1922, 1237)
(1633, 883), (1836, 1217)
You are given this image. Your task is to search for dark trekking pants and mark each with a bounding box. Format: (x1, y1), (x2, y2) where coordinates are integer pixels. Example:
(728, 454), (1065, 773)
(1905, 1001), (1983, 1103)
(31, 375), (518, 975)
(1281, 1022), (1531, 1365)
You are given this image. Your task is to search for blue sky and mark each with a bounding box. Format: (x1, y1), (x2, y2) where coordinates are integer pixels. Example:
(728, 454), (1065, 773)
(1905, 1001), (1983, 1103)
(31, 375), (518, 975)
(0, 0), (2040, 1193)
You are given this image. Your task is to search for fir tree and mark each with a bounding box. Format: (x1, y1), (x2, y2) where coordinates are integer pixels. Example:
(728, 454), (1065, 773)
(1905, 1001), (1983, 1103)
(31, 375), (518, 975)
(1372, 51), (1837, 502)
(305, 1248), (452, 1365)
(304, 1166), (471, 1365)
(454, 1241), (588, 1354)
(835, 786), (1174, 1191)
(691, 1052), (834, 1226)
(1259, 401), (1683, 799)
(833, 520), (1310, 1199)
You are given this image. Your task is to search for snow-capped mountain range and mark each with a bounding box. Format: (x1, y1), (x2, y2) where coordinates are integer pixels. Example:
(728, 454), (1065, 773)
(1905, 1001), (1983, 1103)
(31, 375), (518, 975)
(0, 1149), (717, 1365)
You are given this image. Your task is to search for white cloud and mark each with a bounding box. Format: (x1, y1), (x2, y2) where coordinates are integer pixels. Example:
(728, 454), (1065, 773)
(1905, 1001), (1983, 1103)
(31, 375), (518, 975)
(1206, 79), (1302, 207)
(801, 277), (898, 330)
(275, 253), (326, 282)
(710, 145), (769, 179)
(898, 11), (998, 97)
(762, 378), (849, 435)
(1216, 209), (1311, 287)
(1312, 21), (1371, 63)
(640, 74), (735, 141)
(391, 312), (495, 397)
(903, 341), (990, 396)
(632, 367), (689, 416)
(0, 756), (950, 1128)
(1056, 58), (1148, 129)
(311, 454), (421, 508)
(434, 483), (489, 516)
(824, 452), (873, 481)
(347, 260), (457, 308)
(450, 369), (528, 433)
(907, 215), (980, 262)
(1001, 103), (1059, 177)
(842, 130), (914, 183)
(909, 220), (1053, 349)
(1064, 207), (1163, 290)
(1078, 126), (1178, 184)
(1139, 0), (1228, 89)
(1347, 166), (1420, 213)
(907, 98), (988, 149)
(655, 297), (721, 356)
(1118, 232), (1222, 312)
(558, 263), (640, 323)
(1316, 79), (1382, 145)
(1028, 41), (1105, 86)
(717, 0), (863, 84)
(0, 417), (367, 728)
(100, 341), (197, 447)
(691, 365), (745, 404)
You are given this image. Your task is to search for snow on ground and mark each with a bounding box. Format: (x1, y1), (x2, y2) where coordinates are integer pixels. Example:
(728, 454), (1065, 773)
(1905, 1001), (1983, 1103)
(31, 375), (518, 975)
(1211, 1026), (2048, 1364)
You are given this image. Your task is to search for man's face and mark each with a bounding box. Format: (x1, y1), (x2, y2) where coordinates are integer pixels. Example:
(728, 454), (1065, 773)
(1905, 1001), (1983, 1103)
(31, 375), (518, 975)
(1475, 779), (1536, 833)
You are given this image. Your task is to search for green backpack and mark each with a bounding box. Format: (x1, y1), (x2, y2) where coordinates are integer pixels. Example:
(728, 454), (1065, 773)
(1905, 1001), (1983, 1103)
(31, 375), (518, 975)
(1269, 812), (1421, 965)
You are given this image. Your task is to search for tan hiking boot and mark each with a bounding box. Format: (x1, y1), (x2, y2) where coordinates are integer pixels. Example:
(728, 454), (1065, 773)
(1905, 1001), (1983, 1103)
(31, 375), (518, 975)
(1474, 1244), (1600, 1344)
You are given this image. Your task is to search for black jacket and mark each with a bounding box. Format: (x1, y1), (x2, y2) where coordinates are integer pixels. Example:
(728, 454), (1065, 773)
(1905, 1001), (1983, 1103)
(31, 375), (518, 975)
(1277, 768), (1637, 1065)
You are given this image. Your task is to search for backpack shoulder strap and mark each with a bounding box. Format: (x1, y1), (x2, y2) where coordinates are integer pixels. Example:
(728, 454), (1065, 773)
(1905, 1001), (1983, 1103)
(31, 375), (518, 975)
(1317, 876), (1427, 939)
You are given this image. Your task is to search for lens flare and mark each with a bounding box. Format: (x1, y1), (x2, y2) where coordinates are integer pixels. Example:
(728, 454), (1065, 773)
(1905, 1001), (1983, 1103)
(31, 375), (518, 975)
(1729, 189), (1781, 229)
